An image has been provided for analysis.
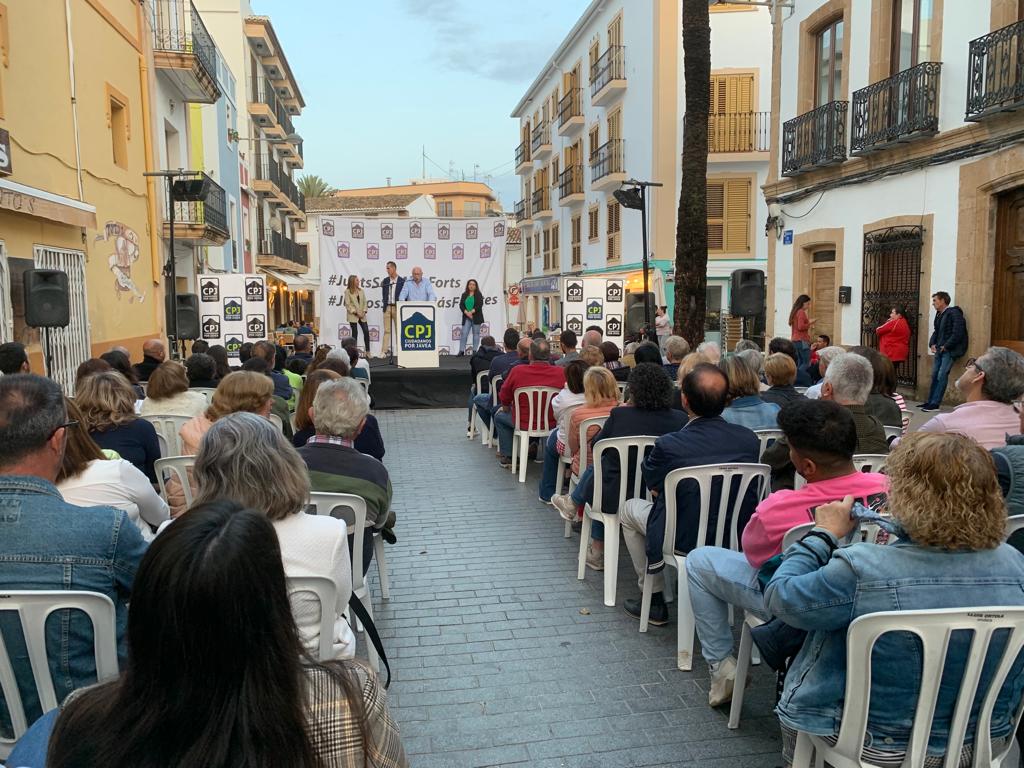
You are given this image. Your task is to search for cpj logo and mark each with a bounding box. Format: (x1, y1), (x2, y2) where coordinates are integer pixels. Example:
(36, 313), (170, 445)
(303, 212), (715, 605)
(367, 243), (380, 260)
(606, 314), (623, 337)
(480, 243), (492, 259)
(322, 220), (335, 237)
(337, 242), (350, 259)
(452, 243), (464, 260)
(586, 299), (603, 321)
(438, 224), (450, 240)
(401, 311), (436, 352)
(493, 221), (505, 237)
(246, 314), (266, 339)
(381, 224), (394, 240)
(338, 324), (352, 340)
(396, 243), (408, 259)
(202, 315), (221, 340)
(566, 280), (584, 303)
(200, 278), (219, 303)
(225, 336), (243, 357)
(606, 280), (624, 304)
(224, 298), (243, 321)
(410, 222), (422, 239)
(369, 326), (380, 342)
(451, 325), (462, 341)
(245, 278), (265, 302)
(466, 224), (478, 240)
(566, 315), (584, 335)
(352, 223), (364, 239)
(424, 243), (436, 260)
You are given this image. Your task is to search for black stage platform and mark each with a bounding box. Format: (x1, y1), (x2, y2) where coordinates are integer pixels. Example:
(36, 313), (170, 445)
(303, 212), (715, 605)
(369, 356), (473, 410)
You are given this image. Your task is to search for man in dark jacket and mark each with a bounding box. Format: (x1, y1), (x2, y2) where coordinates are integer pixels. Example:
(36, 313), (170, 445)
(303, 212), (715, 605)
(132, 338), (165, 381)
(467, 336), (502, 436)
(921, 291), (968, 411)
(619, 364), (760, 625)
(380, 261), (406, 358)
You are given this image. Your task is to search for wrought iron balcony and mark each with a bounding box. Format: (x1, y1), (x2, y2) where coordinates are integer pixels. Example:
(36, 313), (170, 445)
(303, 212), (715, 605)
(590, 45), (626, 104)
(514, 198), (529, 222)
(558, 89), (584, 134)
(707, 112), (771, 153)
(254, 152), (282, 191)
(163, 171), (228, 245)
(851, 62), (941, 154)
(967, 19), (1024, 120)
(782, 101), (849, 176)
(515, 140), (531, 173)
(248, 77), (293, 137)
(531, 186), (551, 218)
(151, 0), (221, 103)
(590, 138), (625, 187)
(531, 121), (552, 156)
(558, 165), (584, 201)
(258, 229), (308, 269)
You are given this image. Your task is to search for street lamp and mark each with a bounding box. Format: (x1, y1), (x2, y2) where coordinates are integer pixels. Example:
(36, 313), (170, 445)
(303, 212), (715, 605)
(613, 179), (662, 335)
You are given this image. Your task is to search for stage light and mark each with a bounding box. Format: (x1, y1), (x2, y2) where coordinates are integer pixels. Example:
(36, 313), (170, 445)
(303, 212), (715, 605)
(613, 186), (643, 210)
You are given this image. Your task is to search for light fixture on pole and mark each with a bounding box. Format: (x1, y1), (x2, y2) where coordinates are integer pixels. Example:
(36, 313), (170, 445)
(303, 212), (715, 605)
(613, 178), (662, 336)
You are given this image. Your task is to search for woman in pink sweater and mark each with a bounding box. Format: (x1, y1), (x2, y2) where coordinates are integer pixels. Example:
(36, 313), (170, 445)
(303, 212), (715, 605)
(567, 367), (620, 478)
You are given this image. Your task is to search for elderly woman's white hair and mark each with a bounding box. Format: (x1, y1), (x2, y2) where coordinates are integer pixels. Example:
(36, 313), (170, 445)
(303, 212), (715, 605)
(313, 378), (370, 439)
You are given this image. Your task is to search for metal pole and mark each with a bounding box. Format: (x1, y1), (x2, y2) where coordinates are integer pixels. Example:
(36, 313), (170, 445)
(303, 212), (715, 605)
(167, 176), (179, 360)
(640, 186), (651, 331)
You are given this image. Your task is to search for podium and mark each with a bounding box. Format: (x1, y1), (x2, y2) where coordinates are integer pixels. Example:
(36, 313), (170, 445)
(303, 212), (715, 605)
(396, 301), (439, 369)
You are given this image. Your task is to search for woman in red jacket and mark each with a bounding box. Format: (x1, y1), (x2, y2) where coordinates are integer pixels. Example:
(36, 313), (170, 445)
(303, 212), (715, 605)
(876, 306), (911, 363)
(788, 294), (814, 368)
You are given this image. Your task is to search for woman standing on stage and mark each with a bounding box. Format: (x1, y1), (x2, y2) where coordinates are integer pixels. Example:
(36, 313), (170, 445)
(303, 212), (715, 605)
(458, 279), (485, 356)
(343, 275), (370, 351)
(788, 294), (815, 369)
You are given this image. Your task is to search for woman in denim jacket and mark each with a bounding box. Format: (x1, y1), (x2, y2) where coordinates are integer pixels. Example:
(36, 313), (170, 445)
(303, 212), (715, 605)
(765, 432), (1024, 766)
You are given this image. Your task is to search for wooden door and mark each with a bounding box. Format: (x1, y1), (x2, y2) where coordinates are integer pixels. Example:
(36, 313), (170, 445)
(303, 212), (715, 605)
(709, 74), (754, 151)
(993, 187), (1024, 355)
(810, 258), (836, 341)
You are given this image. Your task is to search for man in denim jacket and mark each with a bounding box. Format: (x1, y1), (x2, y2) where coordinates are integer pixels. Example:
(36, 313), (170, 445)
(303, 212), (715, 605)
(0, 374), (147, 735)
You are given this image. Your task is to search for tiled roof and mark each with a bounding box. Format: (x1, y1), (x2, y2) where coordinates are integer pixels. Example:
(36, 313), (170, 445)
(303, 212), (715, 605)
(506, 227), (522, 245)
(305, 194), (422, 212)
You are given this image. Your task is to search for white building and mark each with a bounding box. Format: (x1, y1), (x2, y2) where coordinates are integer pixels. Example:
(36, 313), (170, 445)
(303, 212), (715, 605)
(766, 0), (1024, 400)
(510, 0), (772, 343)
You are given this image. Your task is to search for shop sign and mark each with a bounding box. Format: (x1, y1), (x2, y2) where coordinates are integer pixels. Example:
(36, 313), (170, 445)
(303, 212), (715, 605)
(0, 129), (11, 176)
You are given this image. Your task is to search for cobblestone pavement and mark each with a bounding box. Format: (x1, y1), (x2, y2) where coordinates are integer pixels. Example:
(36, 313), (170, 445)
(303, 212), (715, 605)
(370, 408), (782, 768)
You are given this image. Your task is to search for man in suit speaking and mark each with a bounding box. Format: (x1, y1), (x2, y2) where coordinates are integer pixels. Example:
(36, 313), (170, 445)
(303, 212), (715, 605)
(380, 261), (405, 358)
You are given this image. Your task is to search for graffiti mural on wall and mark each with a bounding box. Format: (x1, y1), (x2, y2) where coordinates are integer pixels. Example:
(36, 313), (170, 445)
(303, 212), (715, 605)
(96, 221), (145, 302)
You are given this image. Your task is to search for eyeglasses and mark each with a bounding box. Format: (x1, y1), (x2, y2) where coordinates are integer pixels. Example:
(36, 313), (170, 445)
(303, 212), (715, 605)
(49, 420), (79, 439)
(965, 358), (986, 374)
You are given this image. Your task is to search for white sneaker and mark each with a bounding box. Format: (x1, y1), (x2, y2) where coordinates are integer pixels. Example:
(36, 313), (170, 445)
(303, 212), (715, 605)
(551, 494), (578, 523)
(708, 656), (737, 707)
(586, 544), (604, 571)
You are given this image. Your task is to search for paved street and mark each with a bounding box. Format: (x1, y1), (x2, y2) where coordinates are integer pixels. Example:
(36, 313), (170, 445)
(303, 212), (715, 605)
(371, 408), (782, 768)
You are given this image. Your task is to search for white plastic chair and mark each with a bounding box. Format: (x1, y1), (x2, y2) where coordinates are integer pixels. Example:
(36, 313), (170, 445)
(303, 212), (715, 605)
(638, 463), (771, 673)
(0, 591), (119, 759)
(154, 455), (196, 508)
(1006, 514), (1024, 540)
(482, 374), (503, 447)
(192, 387), (216, 403)
(554, 441), (574, 538)
(305, 492), (378, 670)
(142, 414), (191, 458)
(794, 387), (808, 395)
(884, 424), (902, 441)
(753, 429), (784, 462)
(577, 436), (657, 607)
(564, 415), (609, 534)
(791, 607), (1024, 768)
(268, 413), (284, 433)
(286, 575), (338, 661)
(853, 453), (889, 473)
(616, 381), (628, 400)
(510, 386), (560, 483)
(372, 530), (391, 600)
(469, 371), (489, 440)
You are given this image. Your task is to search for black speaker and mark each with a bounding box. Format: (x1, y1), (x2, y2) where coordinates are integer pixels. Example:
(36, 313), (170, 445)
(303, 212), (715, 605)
(24, 269), (70, 328)
(168, 293), (200, 340)
(730, 269), (765, 316)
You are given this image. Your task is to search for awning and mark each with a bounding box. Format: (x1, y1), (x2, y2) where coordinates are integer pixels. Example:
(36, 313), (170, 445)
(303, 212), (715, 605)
(0, 178), (97, 229)
(259, 267), (320, 291)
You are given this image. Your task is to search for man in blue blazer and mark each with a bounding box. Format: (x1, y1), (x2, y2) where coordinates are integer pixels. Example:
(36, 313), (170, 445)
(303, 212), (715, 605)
(620, 363), (760, 625)
(380, 261), (406, 358)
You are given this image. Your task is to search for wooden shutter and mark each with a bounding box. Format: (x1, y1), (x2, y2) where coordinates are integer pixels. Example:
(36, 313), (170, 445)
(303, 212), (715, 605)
(707, 181), (725, 251)
(709, 74), (755, 151)
(552, 223), (560, 268)
(588, 206), (599, 240)
(606, 201), (621, 261)
(608, 110), (622, 141)
(724, 178), (751, 252)
(589, 125), (600, 159)
(608, 14), (623, 47)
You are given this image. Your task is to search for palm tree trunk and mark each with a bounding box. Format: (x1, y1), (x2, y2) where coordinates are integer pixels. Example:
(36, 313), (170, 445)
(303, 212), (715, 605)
(674, 0), (711, 344)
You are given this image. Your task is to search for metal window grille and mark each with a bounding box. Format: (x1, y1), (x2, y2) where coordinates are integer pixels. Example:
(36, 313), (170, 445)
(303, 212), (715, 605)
(33, 246), (91, 395)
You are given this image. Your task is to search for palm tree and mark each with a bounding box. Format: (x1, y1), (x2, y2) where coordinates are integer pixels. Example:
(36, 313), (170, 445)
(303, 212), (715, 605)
(297, 174), (334, 198)
(674, 0), (711, 344)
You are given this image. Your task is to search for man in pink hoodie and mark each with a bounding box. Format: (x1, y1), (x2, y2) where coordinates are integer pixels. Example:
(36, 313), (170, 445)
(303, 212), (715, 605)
(684, 399), (888, 708)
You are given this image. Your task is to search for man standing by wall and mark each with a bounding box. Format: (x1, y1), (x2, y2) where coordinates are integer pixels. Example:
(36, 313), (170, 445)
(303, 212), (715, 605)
(380, 261), (405, 359)
(921, 291), (968, 411)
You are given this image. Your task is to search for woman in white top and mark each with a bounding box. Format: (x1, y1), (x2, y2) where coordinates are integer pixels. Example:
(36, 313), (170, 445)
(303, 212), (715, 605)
(57, 398), (169, 541)
(540, 359), (589, 504)
(139, 360), (207, 418)
(192, 411), (356, 659)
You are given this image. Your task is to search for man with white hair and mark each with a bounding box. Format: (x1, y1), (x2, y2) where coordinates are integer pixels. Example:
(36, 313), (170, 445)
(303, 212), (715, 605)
(582, 328), (603, 349)
(803, 345), (845, 399)
(297, 378), (395, 571)
(663, 336), (690, 380)
(763, 352), (888, 490)
(696, 341), (721, 364)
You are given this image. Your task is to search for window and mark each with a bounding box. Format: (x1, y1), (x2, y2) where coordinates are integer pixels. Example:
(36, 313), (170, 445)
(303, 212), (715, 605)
(606, 201), (621, 261)
(891, 0), (933, 73)
(551, 157), (560, 191)
(588, 205), (599, 242)
(815, 18), (844, 105)
(525, 232), (533, 274)
(542, 227), (550, 271)
(463, 201), (481, 216)
(589, 39), (600, 82)
(706, 178), (752, 254)
(437, 201), (453, 217)
(571, 214), (582, 267)
(107, 85), (130, 170)
(710, 73), (754, 115)
(534, 232), (541, 264)
(608, 109), (622, 141)
(588, 124), (600, 160)
(608, 13), (623, 48)
(551, 222), (560, 271)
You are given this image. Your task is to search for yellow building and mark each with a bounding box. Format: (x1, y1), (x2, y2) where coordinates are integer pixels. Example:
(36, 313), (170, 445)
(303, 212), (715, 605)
(331, 180), (500, 218)
(0, 0), (162, 391)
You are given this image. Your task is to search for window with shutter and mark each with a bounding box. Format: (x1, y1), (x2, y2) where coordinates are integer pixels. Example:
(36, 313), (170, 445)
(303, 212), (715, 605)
(709, 73), (755, 152)
(606, 201), (621, 262)
(588, 205), (599, 241)
(551, 223), (560, 271)
(707, 182), (725, 251)
(571, 215), (582, 267)
(588, 125), (600, 159)
(706, 177), (751, 254)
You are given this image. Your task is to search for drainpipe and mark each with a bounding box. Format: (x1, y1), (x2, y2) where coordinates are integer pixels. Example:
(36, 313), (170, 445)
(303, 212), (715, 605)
(64, 0), (84, 200)
(137, 2), (164, 317)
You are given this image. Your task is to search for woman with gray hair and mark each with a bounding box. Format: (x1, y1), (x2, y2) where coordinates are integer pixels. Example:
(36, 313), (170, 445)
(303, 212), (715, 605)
(192, 412), (356, 659)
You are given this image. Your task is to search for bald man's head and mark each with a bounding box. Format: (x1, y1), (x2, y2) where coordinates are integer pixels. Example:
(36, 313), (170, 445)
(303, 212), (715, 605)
(681, 363), (729, 418)
(142, 339), (166, 361)
(582, 330), (603, 348)
(516, 338), (531, 358)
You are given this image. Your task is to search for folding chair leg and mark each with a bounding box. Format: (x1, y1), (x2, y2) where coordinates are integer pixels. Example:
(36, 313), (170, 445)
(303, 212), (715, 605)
(554, 461), (566, 497)
(729, 622), (753, 729)
(517, 438), (529, 483)
(675, 564), (694, 671)
(602, 523), (620, 607)
(373, 534), (390, 600)
(510, 434), (519, 473)
(564, 519), (572, 538)
(577, 511), (591, 580)
(639, 573), (654, 633)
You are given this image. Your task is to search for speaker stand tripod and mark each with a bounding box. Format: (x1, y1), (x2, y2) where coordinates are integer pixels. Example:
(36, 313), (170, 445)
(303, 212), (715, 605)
(42, 327), (54, 380)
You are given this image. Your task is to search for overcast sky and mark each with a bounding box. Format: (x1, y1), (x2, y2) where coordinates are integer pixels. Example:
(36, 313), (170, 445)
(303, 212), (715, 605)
(253, 0), (593, 209)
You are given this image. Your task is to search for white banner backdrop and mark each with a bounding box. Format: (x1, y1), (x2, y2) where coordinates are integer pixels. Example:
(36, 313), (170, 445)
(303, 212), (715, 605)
(197, 273), (268, 359)
(319, 217), (508, 356)
(561, 277), (626, 342)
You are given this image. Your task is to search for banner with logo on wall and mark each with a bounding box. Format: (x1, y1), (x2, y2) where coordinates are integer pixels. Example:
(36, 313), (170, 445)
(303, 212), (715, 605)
(562, 277), (626, 342)
(318, 217), (508, 356)
(198, 273), (268, 359)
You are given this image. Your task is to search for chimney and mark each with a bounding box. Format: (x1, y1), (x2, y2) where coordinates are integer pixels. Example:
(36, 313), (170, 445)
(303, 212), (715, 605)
(386, 177), (391, 187)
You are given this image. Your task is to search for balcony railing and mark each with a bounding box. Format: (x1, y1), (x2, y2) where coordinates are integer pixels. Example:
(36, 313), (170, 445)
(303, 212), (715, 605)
(967, 19), (1024, 120)
(558, 165), (584, 200)
(514, 199), (529, 222)
(531, 121), (551, 152)
(532, 186), (550, 215)
(707, 112), (771, 153)
(851, 62), (941, 154)
(151, 0), (220, 102)
(166, 171), (228, 239)
(255, 151), (282, 189)
(259, 229), (308, 268)
(249, 77), (294, 136)
(515, 140), (531, 168)
(558, 89), (583, 127)
(590, 45), (625, 98)
(590, 138), (624, 183)
(782, 101), (849, 176)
